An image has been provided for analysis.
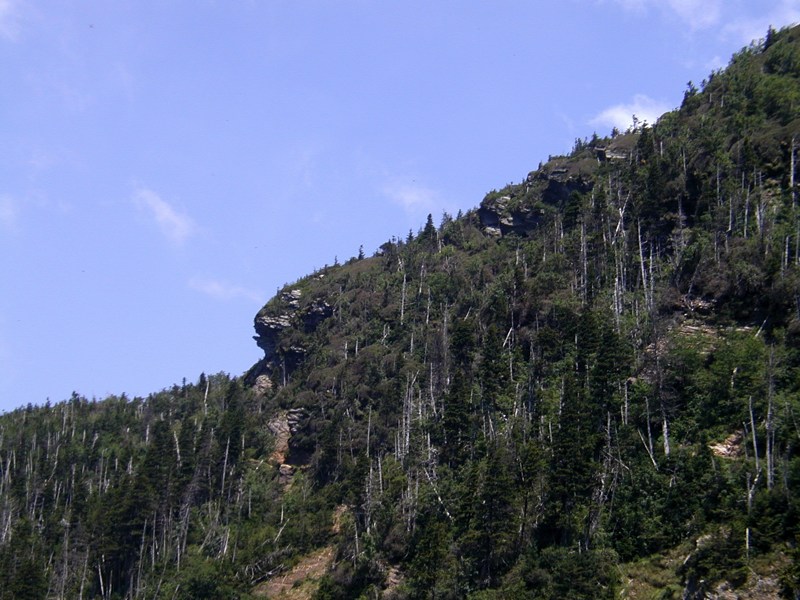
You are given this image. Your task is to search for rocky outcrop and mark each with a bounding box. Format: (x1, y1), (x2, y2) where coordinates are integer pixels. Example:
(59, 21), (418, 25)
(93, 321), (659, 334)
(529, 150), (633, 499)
(478, 194), (543, 237)
(302, 298), (334, 332)
(253, 289), (302, 361)
(478, 167), (594, 237)
(267, 408), (307, 484)
(267, 408), (305, 463)
(267, 413), (291, 465)
(709, 431), (744, 458)
(252, 288), (334, 381)
(536, 170), (594, 206)
(252, 374), (272, 396)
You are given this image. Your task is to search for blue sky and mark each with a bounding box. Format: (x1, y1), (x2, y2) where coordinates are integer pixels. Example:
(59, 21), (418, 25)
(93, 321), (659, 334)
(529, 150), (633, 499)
(1, 0), (797, 412)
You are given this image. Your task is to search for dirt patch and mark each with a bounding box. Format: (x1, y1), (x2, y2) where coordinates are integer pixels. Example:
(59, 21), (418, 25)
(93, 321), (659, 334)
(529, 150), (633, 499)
(252, 546), (335, 599)
(253, 506), (349, 598)
(382, 563), (403, 597)
(331, 504), (348, 534)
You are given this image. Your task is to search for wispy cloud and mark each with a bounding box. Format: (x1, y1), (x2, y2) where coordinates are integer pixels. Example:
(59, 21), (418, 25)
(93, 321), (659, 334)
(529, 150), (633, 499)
(188, 277), (263, 303)
(0, 195), (17, 231)
(609, 0), (800, 35)
(664, 0), (721, 30)
(0, 0), (21, 41)
(704, 55), (727, 72)
(590, 94), (671, 132)
(609, 0), (647, 12)
(132, 187), (196, 245)
(723, 1), (800, 45)
(607, 0), (721, 29)
(383, 181), (441, 216)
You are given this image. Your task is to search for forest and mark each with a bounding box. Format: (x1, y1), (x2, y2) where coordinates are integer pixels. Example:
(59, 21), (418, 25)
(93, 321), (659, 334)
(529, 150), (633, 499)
(1, 24), (800, 600)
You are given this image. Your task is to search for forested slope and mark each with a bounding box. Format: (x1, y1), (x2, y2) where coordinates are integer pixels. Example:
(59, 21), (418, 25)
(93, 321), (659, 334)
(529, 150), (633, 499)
(2, 25), (800, 600)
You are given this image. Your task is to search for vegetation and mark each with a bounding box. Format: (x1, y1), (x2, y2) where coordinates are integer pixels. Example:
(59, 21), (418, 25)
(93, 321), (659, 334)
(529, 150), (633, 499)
(2, 25), (800, 599)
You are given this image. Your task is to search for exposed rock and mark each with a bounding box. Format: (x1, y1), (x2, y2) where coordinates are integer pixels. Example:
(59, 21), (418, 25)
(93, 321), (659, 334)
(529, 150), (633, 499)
(252, 288), (334, 378)
(253, 374), (272, 396)
(709, 431), (744, 458)
(278, 463), (294, 484)
(253, 313), (294, 362)
(687, 573), (783, 600)
(282, 288), (302, 308)
(679, 529), (784, 600)
(538, 170), (594, 206)
(478, 193), (545, 237)
(683, 295), (717, 315)
(744, 575), (782, 599)
(478, 168), (594, 237)
(301, 299), (333, 332)
(268, 413), (291, 465)
(267, 408), (308, 476)
(287, 345), (307, 356)
(595, 146), (629, 161)
(287, 407), (305, 434)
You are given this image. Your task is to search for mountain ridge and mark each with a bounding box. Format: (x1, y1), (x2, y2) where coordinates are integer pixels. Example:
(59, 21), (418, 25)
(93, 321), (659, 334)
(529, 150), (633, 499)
(1, 24), (799, 599)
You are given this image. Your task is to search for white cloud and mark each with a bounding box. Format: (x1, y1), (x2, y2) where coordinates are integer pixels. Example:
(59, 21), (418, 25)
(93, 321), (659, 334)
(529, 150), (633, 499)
(0, 0), (21, 41)
(189, 277), (263, 303)
(0, 195), (17, 230)
(665, 0), (721, 30)
(590, 94), (671, 132)
(132, 187), (196, 245)
(604, 0), (647, 12)
(704, 55), (727, 72)
(607, 0), (721, 29)
(383, 182), (440, 215)
(774, 0), (800, 25)
(723, 1), (800, 46)
(609, 0), (800, 36)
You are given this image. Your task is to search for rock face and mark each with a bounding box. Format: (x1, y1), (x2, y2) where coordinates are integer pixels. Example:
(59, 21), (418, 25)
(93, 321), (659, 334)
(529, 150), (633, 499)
(478, 194), (539, 237)
(709, 431), (744, 458)
(267, 408), (307, 484)
(253, 290), (301, 362)
(252, 374), (272, 396)
(536, 169), (594, 206)
(251, 288), (333, 381)
(302, 298), (335, 332)
(478, 167), (595, 237)
(267, 413), (291, 464)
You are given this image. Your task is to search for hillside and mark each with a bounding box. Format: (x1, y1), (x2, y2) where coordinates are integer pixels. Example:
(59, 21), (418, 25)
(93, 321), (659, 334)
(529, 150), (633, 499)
(1, 25), (799, 600)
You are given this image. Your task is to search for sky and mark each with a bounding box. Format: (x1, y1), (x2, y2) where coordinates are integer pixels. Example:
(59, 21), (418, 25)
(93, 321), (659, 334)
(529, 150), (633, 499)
(1, 0), (798, 412)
